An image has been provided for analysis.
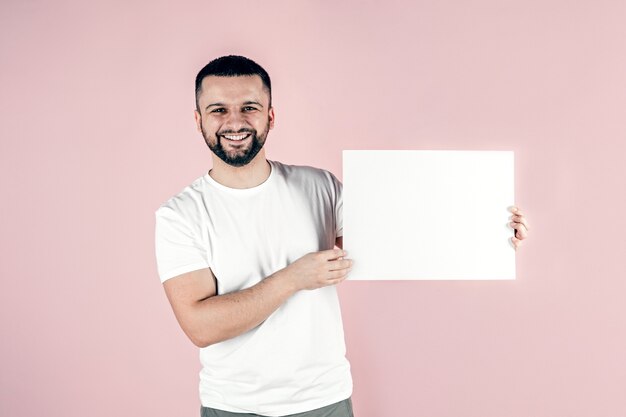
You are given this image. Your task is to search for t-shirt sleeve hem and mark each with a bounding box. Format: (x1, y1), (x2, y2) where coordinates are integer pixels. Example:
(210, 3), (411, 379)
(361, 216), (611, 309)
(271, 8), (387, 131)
(159, 262), (210, 283)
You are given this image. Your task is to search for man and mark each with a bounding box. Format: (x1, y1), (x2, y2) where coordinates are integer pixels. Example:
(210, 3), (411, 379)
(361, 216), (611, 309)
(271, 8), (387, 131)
(155, 55), (530, 417)
(155, 55), (355, 417)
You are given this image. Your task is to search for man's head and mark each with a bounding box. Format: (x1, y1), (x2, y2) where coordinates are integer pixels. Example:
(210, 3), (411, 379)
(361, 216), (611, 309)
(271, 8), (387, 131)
(194, 55), (274, 167)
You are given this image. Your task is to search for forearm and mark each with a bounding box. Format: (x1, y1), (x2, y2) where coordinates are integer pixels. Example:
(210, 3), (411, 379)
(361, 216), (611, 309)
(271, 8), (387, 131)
(186, 270), (296, 348)
(169, 248), (350, 348)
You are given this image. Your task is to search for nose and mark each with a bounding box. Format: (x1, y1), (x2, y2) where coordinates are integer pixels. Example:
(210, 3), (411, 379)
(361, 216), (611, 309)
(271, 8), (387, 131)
(222, 110), (247, 132)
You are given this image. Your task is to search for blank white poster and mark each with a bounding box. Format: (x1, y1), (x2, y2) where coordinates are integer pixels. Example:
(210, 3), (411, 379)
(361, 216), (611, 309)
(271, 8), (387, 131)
(343, 150), (515, 280)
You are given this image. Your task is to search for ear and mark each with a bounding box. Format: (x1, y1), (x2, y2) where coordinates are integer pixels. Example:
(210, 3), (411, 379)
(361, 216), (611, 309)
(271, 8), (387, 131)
(194, 109), (202, 133)
(268, 107), (275, 130)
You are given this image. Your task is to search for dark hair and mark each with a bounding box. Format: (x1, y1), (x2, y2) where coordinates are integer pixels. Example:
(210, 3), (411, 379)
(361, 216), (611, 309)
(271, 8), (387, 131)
(195, 55), (272, 110)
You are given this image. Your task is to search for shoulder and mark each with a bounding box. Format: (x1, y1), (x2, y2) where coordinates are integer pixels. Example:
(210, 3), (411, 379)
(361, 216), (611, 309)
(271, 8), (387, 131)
(155, 174), (208, 221)
(270, 160), (341, 188)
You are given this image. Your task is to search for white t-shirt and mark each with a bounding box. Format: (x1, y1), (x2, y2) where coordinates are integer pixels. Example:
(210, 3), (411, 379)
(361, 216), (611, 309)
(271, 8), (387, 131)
(154, 160), (352, 416)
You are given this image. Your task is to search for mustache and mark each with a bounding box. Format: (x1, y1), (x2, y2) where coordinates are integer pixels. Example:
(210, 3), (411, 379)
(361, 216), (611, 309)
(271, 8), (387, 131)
(217, 128), (255, 136)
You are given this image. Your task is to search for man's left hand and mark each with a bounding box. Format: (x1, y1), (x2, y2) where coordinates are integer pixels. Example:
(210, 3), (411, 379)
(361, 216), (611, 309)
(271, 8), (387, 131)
(509, 206), (529, 250)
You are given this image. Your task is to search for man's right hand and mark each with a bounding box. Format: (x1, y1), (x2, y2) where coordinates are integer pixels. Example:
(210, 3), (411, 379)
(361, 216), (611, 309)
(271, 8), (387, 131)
(280, 249), (353, 291)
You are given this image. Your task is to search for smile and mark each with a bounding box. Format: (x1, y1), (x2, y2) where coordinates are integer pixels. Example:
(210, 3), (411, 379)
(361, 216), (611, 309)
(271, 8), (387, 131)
(222, 133), (251, 141)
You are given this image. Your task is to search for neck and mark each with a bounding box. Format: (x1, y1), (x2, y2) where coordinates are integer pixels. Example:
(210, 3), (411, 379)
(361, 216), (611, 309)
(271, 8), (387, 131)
(208, 150), (271, 189)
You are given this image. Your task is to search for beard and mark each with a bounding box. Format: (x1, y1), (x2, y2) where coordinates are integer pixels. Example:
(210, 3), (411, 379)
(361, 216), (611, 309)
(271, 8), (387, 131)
(201, 120), (269, 167)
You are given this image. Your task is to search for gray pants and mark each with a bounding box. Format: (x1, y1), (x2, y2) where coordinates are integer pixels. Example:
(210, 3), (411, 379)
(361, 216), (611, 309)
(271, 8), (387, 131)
(201, 398), (354, 417)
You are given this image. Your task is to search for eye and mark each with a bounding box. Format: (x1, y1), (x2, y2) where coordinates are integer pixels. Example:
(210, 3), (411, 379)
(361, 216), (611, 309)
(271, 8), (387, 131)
(211, 108), (225, 113)
(243, 106), (258, 112)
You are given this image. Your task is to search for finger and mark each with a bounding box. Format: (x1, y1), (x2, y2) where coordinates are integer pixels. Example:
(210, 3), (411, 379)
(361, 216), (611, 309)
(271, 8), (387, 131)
(511, 214), (528, 227)
(511, 215), (530, 230)
(327, 268), (351, 280)
(511, 236), (521, 250)
(509, 207), (529, 224)
(510, 222), (528, 239)
(328, 258), (353, 271)
(327, 271), (350, 285)
(321, 249), (347, 261)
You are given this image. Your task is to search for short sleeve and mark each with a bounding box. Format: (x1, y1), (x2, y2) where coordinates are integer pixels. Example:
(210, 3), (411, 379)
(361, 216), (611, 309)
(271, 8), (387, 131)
(154, 206), (210, 283)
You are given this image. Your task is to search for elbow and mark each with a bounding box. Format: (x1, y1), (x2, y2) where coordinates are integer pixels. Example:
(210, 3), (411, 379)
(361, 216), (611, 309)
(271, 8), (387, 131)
(179, 306), (220, 348)
(187, 326), (225, 348)
(179, 305), (231, 348)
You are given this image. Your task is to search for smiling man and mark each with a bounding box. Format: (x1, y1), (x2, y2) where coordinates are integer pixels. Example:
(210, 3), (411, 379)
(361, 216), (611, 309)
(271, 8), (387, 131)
(155, 56), (355, 417)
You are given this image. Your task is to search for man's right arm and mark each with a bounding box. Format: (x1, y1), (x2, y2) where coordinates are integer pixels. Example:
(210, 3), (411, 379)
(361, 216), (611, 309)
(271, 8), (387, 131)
(163, 249), (352, 348)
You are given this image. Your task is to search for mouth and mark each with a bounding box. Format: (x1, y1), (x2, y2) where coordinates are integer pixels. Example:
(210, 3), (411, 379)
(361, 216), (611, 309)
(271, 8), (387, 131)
(221, 133), (252, 143)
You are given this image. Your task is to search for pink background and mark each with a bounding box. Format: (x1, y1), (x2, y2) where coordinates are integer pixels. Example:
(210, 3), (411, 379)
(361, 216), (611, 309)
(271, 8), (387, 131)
(1, 1), (625, 416)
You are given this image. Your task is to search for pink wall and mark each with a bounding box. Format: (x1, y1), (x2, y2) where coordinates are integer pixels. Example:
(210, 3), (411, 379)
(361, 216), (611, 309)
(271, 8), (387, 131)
(1, 1), (625, 416)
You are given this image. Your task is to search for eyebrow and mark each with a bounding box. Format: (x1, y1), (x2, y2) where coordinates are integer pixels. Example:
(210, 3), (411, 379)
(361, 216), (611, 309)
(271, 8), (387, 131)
(243, 101), (263, 108)
(205, 102), (225, 111)
(205, 101), (264, 111)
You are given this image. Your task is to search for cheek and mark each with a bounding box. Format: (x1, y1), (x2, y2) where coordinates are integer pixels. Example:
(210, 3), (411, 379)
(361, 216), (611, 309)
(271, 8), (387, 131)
(201, 118), (220, 133)
(251, 113), (271, 127)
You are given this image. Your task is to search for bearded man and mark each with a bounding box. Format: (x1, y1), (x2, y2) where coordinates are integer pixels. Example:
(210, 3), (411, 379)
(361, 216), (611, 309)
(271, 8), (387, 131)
(155, 55), (355, 417)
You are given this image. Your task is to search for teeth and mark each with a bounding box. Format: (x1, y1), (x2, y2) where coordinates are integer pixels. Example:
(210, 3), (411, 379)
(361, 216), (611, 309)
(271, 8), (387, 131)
(223, 134), (249, 141)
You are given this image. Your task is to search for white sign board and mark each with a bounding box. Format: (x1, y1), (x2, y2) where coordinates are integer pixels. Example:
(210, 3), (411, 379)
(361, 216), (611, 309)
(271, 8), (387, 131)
(343, 150), (515, 280)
